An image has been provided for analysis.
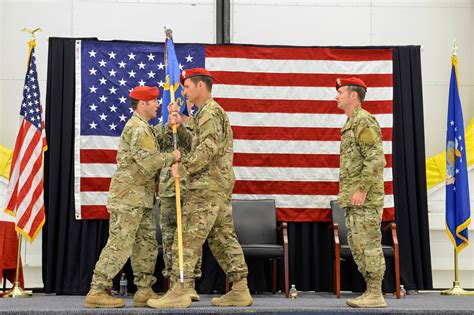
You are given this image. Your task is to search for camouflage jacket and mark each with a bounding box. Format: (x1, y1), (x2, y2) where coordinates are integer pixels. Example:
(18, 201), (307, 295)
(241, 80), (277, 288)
(338, 106), (386, 209)
(108, 112), (176, 208)
(175, 98), (235, 193)
(154, 123), (188, 198)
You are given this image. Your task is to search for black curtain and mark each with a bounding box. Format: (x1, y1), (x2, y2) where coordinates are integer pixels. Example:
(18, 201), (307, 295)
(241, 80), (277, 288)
(43, 38), (432, 294)
(392, 47), (432, 290)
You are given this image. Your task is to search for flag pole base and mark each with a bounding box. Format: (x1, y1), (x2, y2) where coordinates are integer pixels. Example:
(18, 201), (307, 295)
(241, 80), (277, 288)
(441, 281), (474, 296)
(3, 282), (32, 298)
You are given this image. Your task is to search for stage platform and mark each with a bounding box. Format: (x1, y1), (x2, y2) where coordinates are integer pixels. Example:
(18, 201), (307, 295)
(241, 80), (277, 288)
(1, 291), (473, 314)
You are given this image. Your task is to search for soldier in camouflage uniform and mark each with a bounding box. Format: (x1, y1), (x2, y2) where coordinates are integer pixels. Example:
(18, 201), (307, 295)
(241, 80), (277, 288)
(85, 86), (180, 309)
(336, 77), (387, 308)
(154, 113), (202, 301)
(147, 68), (252, 309)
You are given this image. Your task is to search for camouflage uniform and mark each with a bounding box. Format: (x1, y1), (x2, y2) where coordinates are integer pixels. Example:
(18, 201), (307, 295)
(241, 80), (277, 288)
(338, 105), (386, 284)
(91, 112), (176, 290)
(154, 124), (202, 280)
(171, 98), (248, 283)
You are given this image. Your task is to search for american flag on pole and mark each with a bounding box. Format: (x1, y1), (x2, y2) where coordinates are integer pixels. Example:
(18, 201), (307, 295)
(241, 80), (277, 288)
(75, 40), (394, 222)
(4, 41), (47, 241)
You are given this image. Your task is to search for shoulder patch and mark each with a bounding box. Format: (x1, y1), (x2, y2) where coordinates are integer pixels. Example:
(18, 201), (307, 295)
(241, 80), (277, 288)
(140, 134), (156, 151)
(358, 127), (378, 145)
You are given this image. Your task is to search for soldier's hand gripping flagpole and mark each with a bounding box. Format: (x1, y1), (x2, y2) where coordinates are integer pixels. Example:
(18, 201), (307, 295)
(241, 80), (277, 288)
(164, 26), (185, 286)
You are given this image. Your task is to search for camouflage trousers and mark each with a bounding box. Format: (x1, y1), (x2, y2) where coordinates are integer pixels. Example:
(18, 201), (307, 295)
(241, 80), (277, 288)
(91, 204), (158, 290)
(159, 196), (202, 279)
(345, 206), (386, 282)
(171, 190), (248, 283)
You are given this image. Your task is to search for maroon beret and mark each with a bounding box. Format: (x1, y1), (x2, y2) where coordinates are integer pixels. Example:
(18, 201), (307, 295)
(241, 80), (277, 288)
(129, 86), (159, 101)
(180, 68), (213, 85)
(336, 77), (368, 91)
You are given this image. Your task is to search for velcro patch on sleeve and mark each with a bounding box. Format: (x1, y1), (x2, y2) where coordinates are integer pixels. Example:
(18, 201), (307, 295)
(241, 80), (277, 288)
(358, 127), (378, 145)
(140, 134), (156, 151)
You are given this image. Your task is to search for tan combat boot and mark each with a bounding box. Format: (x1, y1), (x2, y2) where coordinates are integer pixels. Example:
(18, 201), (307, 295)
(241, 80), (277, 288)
(345, 278), (369, 305)
(85, 288), (125, 308)
(147, 281), (192, 308)
(188, 286), (200, 302)
(187, 279), (200, 302)
(211, 278), (253, 307)
(133, 287), (160, 307)
(169, 279), (200, 302)
(345, 291), (368, 305)
(346, 279), (387, 308)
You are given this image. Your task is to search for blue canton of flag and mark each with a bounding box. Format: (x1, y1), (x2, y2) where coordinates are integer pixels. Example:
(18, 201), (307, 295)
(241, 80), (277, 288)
(79, 40), (204, 137)
(21, 48), (42, 130)
(445, 55), (471, 252)
(162, 37), (188, 127)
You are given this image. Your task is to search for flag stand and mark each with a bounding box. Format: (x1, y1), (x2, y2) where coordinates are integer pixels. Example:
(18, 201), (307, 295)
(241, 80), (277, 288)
(441, 249), (474, 296)
(4, 236), (32, 298)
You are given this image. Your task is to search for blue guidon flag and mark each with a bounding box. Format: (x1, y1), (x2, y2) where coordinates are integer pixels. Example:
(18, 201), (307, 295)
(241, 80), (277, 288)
(161, 34), (189, 128)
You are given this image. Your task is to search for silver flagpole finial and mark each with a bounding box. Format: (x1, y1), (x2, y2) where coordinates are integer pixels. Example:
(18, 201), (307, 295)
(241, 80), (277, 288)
(164, 25), (173, 40)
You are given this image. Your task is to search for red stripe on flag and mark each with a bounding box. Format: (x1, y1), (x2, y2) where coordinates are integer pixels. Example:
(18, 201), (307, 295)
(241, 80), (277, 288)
(383, 207), (395, 221)
(234, 181), (339, 195)
(217, 98), (393, 114)
(276, 208), (333, 222)
(234, 153), (340, 167)
(276, 206), (395, 222)
(29, 204), (45, 238)
(206, 46), (393, 61)
(232, 126), (393, 141)
(212, 72), (393, 87)
(81, 149), (117, 163)
(233, 153), (393, 168)
(81, 177), (111, 192)
(81, 206), (110, 220)
(233, 180), (394, 196)
(385, 182), (394, 195)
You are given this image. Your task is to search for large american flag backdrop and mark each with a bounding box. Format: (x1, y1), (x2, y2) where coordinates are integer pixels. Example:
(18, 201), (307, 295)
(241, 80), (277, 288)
(75, 39), (394, 222)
